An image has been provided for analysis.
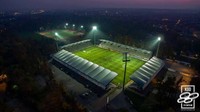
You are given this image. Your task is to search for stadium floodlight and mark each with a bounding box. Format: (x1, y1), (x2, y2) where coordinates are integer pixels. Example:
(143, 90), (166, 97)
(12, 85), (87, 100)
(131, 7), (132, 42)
(92, 25), (97, 45)
(81, 25), (84, 28)
(158, 37), (161, 41)
(55, 32), (58, 36)
(54, 32), (59, 51)
(156, 37), (162, 57)
(92, 26), (97, 30)
(122, 52), (130, 92)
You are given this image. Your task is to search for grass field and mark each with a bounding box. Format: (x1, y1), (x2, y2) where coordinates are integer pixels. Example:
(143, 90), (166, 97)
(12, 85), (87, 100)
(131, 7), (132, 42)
(39, 29), (82, 40)
(74, 46), (145, 85)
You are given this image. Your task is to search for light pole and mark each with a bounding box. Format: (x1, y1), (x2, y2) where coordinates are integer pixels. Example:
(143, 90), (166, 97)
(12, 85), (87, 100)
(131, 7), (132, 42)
(65, 23), (68, 29)
(54, 32), (59, 51)
(80, 25), (84, 32)
(156, 37), (161, 57)
(122, 52), (130, 92)
(92, 26), (97, 45)
(72, 24), (75, 30)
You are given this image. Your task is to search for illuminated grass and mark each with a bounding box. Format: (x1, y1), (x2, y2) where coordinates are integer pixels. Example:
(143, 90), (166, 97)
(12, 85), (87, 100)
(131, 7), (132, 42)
(74, 46), (145, 85)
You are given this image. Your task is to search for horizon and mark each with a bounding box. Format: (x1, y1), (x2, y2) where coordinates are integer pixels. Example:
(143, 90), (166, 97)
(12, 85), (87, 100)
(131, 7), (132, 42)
(1, 7), (200, 12)
(0, 0), (200, 11)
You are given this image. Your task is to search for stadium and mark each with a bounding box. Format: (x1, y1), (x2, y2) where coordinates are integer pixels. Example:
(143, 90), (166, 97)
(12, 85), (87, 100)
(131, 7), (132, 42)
(50, 36), (165, 93)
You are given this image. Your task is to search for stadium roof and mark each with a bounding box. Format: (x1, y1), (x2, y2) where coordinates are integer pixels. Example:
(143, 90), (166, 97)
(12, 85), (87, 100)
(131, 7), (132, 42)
(130, 57), (164, 90)
(61, 39), (91, 49)
(52, 49), (118, 89)
(99, 39), (152, 61)
(99, 39), (152, 54)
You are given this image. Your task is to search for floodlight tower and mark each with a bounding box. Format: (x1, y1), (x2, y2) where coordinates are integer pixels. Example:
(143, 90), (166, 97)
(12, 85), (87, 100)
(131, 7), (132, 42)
(122, 52), (130, 92)
(156, 37), (161, 57)
(54, 32), (59, 51)
(92, 26), (97, 45)
(72, 24), (75, 30)
(65, 23), (69, 29)
(55, 32), (58, 36)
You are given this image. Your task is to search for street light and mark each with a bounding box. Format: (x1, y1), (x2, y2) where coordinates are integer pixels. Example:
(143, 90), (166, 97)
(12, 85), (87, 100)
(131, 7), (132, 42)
(66, 23), (68, 26)
(81, 25), (84, 29)
(156, 37), (161, 57)
(92, 26), (97, 45)
(122, 52), (130, 92)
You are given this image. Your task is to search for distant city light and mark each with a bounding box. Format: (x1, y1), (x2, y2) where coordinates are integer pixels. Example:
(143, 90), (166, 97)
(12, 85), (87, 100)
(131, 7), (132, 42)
(92, 26), (97, 30)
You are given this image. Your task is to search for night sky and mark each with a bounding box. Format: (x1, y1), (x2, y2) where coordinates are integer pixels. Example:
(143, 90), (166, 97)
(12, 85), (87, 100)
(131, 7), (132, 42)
(0, 0), (200, 10)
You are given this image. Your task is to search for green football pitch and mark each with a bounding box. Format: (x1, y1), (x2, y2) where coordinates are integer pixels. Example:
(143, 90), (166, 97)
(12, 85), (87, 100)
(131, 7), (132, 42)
(74, 46), (145, 85)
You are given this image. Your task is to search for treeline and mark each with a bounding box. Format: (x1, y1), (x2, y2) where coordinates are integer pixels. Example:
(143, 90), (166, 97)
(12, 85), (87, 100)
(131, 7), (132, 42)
(0, 31), (86, 112)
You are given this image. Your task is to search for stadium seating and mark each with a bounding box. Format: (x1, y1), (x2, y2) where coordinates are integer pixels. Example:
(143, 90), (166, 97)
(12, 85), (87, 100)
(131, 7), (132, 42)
(61, 39), (92, 52)
(53, 39), (164, 91)
(52, 49), (118, 90)
(130, 56), (165, 90)
(99, 39), (152, 61)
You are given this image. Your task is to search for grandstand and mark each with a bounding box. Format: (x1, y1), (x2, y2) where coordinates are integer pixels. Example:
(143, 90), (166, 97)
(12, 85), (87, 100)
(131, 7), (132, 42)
(98, 39), (152, 61)
(52, 39), (164, 91)
(61, 39), (92, 52)
(129, 56), (164, 90)
(52, 49), (118, 90)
